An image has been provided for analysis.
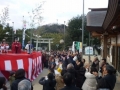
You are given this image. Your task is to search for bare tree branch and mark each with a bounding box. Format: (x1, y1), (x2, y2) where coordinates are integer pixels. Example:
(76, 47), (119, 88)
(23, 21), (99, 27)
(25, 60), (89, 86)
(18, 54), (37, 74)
(0, 6), (10, 26)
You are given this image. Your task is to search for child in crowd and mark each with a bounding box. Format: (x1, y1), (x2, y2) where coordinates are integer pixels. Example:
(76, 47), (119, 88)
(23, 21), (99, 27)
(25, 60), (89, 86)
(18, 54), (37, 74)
(9, 72), (15, 86)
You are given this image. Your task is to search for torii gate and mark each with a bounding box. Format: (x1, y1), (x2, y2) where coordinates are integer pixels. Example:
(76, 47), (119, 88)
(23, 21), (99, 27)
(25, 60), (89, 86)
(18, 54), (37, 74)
(34, 38), (53, 51)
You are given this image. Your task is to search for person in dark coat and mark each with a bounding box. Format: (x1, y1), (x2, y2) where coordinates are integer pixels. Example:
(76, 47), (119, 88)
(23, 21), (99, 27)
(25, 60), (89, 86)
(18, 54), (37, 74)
(60, 73), (79, 90)
(62, 56), (68, 70)
(67, 63), (76, 86)
(96, 65), (116, 90)
(11, 69), (33, 90)
(67, 55), (73, 64)
(100, 58), (109, 76)
(91, 57), (99, 71)
(49, 58), (56, 73)
(39, 73), (56, 90)
(42, 52), (47, 69)
(75, 59), (86, 90)
(0, 77), (7, 90)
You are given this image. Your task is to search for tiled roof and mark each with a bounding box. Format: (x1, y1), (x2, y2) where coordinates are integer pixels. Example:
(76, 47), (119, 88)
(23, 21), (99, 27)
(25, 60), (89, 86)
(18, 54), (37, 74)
(87, 10), (107, 27)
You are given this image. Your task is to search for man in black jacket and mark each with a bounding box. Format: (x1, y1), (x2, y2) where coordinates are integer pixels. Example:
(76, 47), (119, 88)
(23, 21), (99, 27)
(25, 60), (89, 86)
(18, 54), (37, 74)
(39, 73), (56, 90)
(95, 65), (116, 90)
(60, 73), (79, 90)
(11, 69), (33, 90)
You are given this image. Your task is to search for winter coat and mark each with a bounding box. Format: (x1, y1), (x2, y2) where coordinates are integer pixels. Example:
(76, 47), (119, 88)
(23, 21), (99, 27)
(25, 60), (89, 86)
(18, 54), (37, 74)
(97, 88), (110, 90)
(92, 59), (99, 71)
(67, 68), (76, 86)
(67, 56), (73, 64)
(11, 77), (33, 90)
(60, 85), (80, 90)
(55, 75), (64, 90)
(39, 77), (56, 90)
(62, 59), (68, 70)
(82, 72), (97, 90)
(97, 74), (116, 90)
(9, 76), (15, 86)
(75, 66), (86, 89)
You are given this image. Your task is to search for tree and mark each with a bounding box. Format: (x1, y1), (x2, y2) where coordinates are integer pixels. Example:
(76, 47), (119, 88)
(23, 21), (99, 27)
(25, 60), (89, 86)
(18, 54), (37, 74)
(67, 15), (100, 48)
(33, 24), (66, 50)
(0, 24), (14, 47)
(42, 33), (64, 50)
(0, 6), (10, 26)
(67, 15), (89, 45)
(28, 1), (44, 34)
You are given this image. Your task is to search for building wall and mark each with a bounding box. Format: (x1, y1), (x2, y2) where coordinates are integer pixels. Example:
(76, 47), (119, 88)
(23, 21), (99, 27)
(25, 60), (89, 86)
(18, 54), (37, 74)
(109, 34), (120, 72)
(117, 34), (120, 44)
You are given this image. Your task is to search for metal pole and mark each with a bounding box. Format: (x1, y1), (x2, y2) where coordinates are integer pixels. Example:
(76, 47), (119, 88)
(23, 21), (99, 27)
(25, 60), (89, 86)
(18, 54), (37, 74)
(22, 16), (25, 49)
(12, 22), (14, 42)
(64, 21), (65, 50)
(81, 0), (84, 60)
(89, 32), (91, 63)
(30, 27), (32, 46)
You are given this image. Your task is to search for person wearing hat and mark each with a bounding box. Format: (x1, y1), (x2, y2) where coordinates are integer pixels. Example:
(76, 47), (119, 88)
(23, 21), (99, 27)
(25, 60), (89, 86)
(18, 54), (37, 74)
(11, 37), (21, 53)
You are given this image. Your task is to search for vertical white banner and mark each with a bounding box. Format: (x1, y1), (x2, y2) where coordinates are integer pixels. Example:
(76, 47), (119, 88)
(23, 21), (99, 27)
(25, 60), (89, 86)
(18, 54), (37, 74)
(4, 60), (12, 71)
(37, 57), (39, 74)
(17, 59), (24, 69)
(28, 58), (33, 80)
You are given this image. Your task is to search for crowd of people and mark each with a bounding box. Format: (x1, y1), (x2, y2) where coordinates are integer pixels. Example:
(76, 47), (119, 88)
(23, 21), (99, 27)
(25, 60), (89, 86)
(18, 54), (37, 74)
(0, 69), (33, 90)
(0, 50), (117, 90)
(40, 51), (116, 90)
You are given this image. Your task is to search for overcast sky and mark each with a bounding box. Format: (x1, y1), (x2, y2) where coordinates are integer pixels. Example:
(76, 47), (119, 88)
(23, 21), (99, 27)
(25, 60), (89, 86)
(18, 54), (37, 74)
(0, 0), (108, 29)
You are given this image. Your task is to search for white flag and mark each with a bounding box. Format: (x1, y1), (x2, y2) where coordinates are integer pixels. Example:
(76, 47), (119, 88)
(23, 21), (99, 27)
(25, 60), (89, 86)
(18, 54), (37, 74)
(72, 41), (75, 53)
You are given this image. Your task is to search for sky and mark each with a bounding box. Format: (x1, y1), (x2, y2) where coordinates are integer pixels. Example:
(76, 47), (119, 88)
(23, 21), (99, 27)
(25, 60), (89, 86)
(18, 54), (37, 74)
(0, 0), (108, 29)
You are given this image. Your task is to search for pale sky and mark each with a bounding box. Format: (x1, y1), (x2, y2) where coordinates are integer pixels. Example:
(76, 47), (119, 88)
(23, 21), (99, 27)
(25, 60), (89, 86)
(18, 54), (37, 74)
(0, 0), (108, 29)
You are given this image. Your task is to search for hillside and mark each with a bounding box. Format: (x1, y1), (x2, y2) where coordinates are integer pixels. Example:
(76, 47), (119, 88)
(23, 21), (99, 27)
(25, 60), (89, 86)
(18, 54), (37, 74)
(36, 24), (66, 34)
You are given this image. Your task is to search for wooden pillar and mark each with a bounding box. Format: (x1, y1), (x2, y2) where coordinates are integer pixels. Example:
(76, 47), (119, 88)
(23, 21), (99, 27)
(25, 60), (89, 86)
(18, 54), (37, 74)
(115, 36), (117, 69)
(103, 35), (107, 59)
(101, 38), (103, 58)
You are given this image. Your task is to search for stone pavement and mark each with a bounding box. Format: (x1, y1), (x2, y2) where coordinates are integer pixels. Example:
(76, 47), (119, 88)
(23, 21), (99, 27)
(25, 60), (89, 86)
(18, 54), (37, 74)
(114, 76), (120, 90)
(32, 68), (49, 90)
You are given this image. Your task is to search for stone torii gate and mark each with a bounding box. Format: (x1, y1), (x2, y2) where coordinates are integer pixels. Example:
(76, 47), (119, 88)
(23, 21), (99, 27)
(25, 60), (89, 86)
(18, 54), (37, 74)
(34, 38), (53, 51)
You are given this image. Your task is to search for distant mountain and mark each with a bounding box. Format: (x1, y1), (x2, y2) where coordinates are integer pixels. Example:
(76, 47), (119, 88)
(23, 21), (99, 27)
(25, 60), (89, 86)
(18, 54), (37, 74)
(37, 24), (67, 33)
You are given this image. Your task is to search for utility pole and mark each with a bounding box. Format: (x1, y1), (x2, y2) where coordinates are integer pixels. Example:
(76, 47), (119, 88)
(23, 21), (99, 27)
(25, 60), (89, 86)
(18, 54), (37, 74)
(12, 22), (14, 42)
(22, 16), (26, 49)
(89, 32), (91, 63)
(81, 0), (85, 60)
(64, 21), (65, 50)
